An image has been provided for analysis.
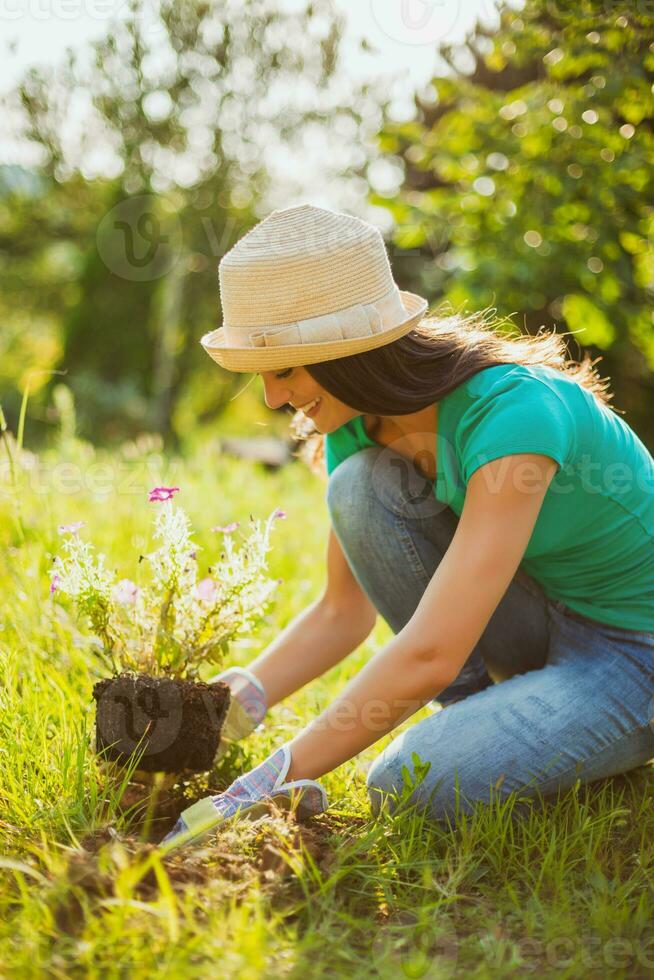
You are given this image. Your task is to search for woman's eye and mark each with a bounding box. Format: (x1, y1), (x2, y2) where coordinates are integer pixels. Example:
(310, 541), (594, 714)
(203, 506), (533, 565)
(276, 369), (293, 379)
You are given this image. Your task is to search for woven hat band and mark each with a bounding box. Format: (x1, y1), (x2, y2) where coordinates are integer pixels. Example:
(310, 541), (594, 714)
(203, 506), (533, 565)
(222, 285), (405, 350)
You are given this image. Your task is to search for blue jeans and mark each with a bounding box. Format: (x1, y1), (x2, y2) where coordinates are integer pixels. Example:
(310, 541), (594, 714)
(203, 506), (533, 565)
(327, 447), (654, 823)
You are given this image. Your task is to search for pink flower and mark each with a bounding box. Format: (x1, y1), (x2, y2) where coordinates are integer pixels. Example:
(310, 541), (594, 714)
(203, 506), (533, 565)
(195, 577), (219, 603)
(273, 509), (286, 520)
(112, 579), (140, 605)
(57, 521), (85, 535)
(211, 521), (240, 534)
(49, 573), (60, 595)
(148, 486), (180, 503)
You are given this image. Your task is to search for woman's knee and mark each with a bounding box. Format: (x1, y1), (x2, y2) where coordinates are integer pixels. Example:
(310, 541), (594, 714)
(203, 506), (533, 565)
(327, 445), (457, 534)
(366, 745), (502, 826)
(365, 737), (450, 821)
(326, 449), (378, 524)
(365, 750), (399, 817)
(364, 709), (499, 824)
(326, 449), (384, 542)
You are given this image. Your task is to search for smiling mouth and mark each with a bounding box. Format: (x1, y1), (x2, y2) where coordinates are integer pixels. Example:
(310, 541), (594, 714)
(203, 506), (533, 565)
(295, 397), (321, 415)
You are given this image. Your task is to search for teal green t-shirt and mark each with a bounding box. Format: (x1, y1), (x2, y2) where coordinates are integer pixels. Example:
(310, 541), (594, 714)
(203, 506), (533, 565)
(324, 362), (654, 632)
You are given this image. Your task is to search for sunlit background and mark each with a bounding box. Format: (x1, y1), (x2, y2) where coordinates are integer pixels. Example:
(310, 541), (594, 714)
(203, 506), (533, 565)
(1, 0), (652, 451)
(2, 1), (504, 213)
(2, 7), (654, 974)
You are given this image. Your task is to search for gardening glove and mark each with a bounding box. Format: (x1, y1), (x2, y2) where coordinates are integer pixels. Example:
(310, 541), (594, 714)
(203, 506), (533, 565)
(212, 666), (267, 744)
(159, 743), (328, 853)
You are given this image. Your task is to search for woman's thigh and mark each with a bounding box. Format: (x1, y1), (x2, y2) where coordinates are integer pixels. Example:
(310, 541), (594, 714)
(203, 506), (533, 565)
(366, 604), (654, 822)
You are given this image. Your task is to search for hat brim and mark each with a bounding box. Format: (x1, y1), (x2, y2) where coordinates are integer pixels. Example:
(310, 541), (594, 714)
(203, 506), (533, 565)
(199, 291), (429, 373)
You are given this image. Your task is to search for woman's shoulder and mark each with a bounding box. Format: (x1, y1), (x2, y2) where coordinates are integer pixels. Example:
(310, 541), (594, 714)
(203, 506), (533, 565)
(459, 361), (562, 393)
(451, 362), (591, 415)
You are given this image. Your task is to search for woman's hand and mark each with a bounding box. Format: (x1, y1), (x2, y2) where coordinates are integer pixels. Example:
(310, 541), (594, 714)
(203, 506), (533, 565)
(159, 743), (328, 853)
(210, 666), (267, 758)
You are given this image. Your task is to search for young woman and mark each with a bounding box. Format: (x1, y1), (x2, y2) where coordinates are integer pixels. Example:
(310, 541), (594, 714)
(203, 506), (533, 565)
(162, 203), (654, 850)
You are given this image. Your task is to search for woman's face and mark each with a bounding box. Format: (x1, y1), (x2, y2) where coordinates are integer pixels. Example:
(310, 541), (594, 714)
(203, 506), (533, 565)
(258, 365), (358, 432)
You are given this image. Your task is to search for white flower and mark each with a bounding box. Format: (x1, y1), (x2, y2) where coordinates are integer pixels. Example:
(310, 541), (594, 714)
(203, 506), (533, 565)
(194, 577), (219, 603)
(112, 579), (140, 605)
(57, 521), (86, 536)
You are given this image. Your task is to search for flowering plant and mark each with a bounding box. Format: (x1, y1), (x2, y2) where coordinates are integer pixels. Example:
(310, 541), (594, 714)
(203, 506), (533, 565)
(50, 487), (285, 680)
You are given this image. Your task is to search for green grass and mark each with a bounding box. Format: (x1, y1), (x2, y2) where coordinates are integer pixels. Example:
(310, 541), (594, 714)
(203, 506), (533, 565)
(1, 427), (653, 979)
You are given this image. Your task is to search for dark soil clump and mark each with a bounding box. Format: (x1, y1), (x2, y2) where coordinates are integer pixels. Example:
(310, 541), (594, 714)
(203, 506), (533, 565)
(93, 672), (230, 773)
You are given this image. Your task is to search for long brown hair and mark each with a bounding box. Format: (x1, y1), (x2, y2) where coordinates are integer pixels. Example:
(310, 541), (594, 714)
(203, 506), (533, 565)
(288, 307), (617, 479)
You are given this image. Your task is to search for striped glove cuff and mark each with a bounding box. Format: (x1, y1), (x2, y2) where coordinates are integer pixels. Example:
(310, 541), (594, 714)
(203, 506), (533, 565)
(212, 666), (267, 741)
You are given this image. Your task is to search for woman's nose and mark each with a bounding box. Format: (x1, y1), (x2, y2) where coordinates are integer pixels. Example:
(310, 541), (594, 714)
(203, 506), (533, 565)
(262, 378), (291, 411)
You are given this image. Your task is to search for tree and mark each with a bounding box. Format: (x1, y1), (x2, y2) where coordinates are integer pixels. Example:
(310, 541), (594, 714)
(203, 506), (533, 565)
(4, 0), (375, 444)
(373, 0), (654, 445)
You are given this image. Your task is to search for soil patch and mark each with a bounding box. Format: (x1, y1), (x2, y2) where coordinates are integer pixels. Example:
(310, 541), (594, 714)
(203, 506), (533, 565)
(92, 673), (230, 773)
(48, 810), (348, 935)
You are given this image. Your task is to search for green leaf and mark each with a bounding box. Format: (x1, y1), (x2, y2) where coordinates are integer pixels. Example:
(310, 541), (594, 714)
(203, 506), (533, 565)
(562, 294), (616, 349)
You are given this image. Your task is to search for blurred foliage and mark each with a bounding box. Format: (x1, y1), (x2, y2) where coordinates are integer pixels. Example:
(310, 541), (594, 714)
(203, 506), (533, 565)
(0, 0), (378, 446)
(374, 0), (654, 446)
(2, 0), (654, 449)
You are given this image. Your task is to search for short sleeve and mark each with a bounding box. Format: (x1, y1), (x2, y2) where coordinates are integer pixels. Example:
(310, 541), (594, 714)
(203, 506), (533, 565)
(455, 374), (577, 486)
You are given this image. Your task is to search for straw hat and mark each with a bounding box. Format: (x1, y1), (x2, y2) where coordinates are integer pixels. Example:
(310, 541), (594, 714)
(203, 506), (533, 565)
(199, 203), (429, 372)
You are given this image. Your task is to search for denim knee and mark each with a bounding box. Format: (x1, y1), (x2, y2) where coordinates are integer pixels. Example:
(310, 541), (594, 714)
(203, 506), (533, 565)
(326, 447), (380, 547)
(366, 745), (444, 820)
(367, 722), (549, 823)
(327, 445), (459, 556)
(366, 752), (470, 828)
(366, 752), (401, 818)
(326, 448), (379, 532)
(365, 718), (478, 825)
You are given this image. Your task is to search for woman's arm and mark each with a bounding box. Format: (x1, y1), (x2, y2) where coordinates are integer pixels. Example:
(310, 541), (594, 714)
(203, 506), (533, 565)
(286, 453), (559, 782)
(248, 529), (377, 705)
